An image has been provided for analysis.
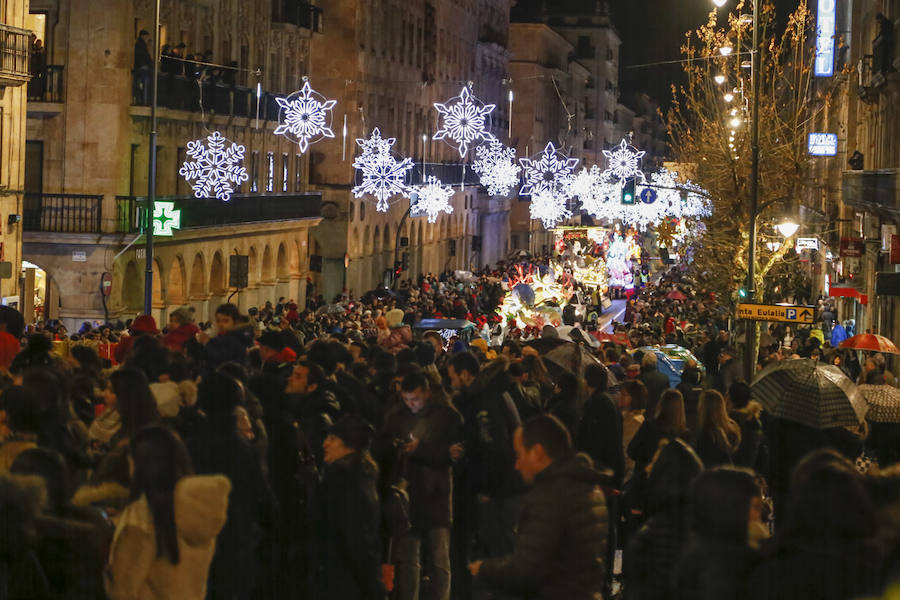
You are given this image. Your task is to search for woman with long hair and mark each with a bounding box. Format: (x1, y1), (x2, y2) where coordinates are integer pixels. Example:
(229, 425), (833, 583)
(619, 379), (649, 483)
(695, 390), (742, 467)
(105, 425), (230, 600)
(318, 414), (384, 599)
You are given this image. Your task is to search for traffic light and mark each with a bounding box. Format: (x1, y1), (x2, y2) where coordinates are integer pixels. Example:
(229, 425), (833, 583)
(738, 287), (748, 299)
(621, 177), (636, 204)
(394, 261), (402, 275)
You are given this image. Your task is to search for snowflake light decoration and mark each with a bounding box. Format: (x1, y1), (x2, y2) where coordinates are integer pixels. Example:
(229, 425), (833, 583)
(529, 191), (572, 229)
(433, 86), (496, 157)
(274, 80), (337, 153)
(519, 142), (579, 198)
(411, 175), (454, 223)
(352, 128), (415, 212)
(602, 138), (647, 183)
(472, 139), (520, 196)
(179, 131), (249, 201)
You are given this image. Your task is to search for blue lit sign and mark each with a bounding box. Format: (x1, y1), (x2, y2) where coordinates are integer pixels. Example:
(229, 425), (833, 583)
(808, 133), (838, 156)
(815, 0), (836, 76)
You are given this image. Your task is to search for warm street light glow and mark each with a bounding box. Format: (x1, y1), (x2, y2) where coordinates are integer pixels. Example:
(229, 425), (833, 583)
(776, 220), (799, 238)
(724, 93), (734, 102)
(713, 0), (728, 6)
(741, 60), (752, 69)
(730, 117), (742, 127)
(730, 108), (738, 115)
(719, 45), (733, 56)
(714, 74), (726, 84)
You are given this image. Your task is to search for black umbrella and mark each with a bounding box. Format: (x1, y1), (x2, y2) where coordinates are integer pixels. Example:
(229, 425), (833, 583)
(751, 358), (867, 429)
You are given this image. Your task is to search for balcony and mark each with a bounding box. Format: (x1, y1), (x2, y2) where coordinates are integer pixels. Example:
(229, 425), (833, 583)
(272, 0), (323, 33)
(0, 23), (31, 88)
(24, 193), (103, 233)
(133, 73), (283, 121)
(115, 193), (322, 234)
(842, 169), (900, 217)
(27, 64), (63, 102)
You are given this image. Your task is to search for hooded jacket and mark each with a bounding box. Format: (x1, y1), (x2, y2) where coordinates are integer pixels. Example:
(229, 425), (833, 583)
(478, 454), (610, 600)
(105, 475), (230, 600)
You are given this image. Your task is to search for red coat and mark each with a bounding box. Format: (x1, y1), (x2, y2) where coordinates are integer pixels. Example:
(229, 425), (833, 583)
(0, 331), (20, 370)
(163, 323), (200, 351)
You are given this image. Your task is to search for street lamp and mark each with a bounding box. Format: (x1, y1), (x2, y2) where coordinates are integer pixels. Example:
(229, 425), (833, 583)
(724, 92), (734, 102)
(775, 210), (799, 238)
(715, 0), (760, 381)
(714, 74), (726, 84)
(719, 45), (734, 56)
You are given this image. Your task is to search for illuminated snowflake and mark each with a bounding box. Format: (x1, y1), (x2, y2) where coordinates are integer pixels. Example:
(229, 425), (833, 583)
(602, 138), (646, 183)
(433, 86), (496, 158)
(352, 128), (415, 212)
(519, 142), (579, 198)
(472, 140), (520, 196)
(530, 191), (572, 229)
(274, 80), (337, 153)
(179, 131), (249, 202)
(569, 166), (620, 220)
(411, 176), (454, 223)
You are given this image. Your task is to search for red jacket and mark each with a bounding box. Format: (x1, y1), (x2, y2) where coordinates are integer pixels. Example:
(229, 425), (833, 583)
(163, 323), (200, 352)
(0, 331), (20, 370)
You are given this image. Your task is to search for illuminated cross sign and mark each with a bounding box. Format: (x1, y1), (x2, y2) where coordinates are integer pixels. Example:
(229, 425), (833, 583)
(808, 132), (838, 156)
(152, 201), (181, 236)
(815, 0), (836, 76)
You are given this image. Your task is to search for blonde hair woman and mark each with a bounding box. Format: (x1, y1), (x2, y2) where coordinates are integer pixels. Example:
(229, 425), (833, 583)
(695, 390), (742, 467)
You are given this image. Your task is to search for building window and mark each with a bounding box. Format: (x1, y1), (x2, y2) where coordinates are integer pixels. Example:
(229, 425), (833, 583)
(266, 152), (274, 192)
(251, 151), (259, 192)
(359, 202), (366, 221)
(282, 153), (289, 191)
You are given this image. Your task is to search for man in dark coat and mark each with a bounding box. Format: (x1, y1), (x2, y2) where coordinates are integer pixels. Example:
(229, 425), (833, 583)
(380, 370), (462, 600)
(471, 415), (610, 600)
(576, 363), (624, 489)
(132, 30), (152, 104)
(639, 352), (670, 418)
(715, 346), (743, 396)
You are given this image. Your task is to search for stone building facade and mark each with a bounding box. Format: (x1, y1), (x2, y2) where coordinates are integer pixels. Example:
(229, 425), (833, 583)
(308, 0), (515, 300)
(24, 0), (325, 329)
(0, 0), (31, 309)
(809, 0), (900, 343)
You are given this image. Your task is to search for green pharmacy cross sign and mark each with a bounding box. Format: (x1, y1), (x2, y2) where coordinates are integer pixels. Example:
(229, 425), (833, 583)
(152, 201), (181, 237)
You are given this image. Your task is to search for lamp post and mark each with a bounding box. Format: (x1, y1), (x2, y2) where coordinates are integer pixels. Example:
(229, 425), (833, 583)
(144, 0), (160, 315)
(715, 0), (760, 381)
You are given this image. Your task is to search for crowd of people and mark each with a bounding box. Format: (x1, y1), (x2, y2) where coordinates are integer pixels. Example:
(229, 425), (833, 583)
(0, 263), (899, 600)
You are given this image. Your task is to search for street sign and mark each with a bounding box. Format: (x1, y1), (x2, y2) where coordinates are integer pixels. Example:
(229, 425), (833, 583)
(891, 234), (900, 264)
(796, 237), (819, 251)
(808, 133), (837, 156)
(737, 303), (815, 324)
(840, 237), (864, 257)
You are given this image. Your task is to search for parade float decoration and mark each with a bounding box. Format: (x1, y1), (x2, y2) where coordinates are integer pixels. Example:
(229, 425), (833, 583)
(274, 79), (337, 153)
(352, 127), (416, 212)
(179, 131), (249, 201)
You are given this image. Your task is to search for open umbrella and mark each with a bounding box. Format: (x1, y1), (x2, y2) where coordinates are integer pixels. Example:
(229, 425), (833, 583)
(525, 339), (617, 387)
(839, 333), (900, 354)
(751, 358), (867, 429)
(857, 384), (900, 423)
(666, 290), (687, 301)
(316, 303), (346, 315)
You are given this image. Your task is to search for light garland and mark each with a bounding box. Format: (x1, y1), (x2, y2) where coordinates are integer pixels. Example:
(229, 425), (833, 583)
(529, 191), (572, 229)
(472, 139), (520, 197)
(179, 131), (248, 201)
(411, 175), (454, 223)
(433, 85), (496, 158)
(352, 127), (415, 212)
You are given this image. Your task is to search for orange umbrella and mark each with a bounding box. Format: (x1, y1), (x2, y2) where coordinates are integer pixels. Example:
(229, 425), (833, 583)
(839, 333), (900, 354)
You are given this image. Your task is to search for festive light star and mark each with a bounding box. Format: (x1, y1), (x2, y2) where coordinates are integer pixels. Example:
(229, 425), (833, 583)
(602, 139), (646, 183)
(529, 191), (572, 229)
(179, 131), (249, 202)
(472, 139), (520, 197)
(519, 142), (579, 197)
(411, 176), (454, 223)
(274, 80), (337, 153)
(352, 129), (416, 211)
(433, 86), (496, 158)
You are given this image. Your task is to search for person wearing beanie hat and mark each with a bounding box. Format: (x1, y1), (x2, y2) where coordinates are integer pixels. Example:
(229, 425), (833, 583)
(378, 308), (412, 355)
(257, 329), (297, 373)
(318, 414), (384, 599)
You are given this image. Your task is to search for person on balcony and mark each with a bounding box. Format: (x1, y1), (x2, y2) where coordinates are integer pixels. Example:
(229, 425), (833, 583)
(132, 30), (152, 106)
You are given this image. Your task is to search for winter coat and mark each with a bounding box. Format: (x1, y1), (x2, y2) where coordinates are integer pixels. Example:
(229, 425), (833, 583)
(187, 418), (277, 598)
(627, 420), (692, 475)
(674, 538), (759, 600)
(202, 326), (254, 373)
(317, 455), (384, 599)
(730, 402), (769, 474)
(379, 398), (462, 531)
(508, 382), (544, 423)
(748, 537), (883, 600)
(478, 454), (610, 600)
(576, 390), (625, 488)
(105, 475), (230, 600)
(454, 360), (522, 499)
(378, 325), (412, 354)
(868, 421), (900, 467)
(694, 429), (737, 467)
(623, 510), (688, 600)
(639, 365), (670, 418)
(0, 435), (37, 472)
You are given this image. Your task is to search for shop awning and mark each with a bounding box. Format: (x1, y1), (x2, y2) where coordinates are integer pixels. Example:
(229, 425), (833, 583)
(829, 286), (868, 305)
